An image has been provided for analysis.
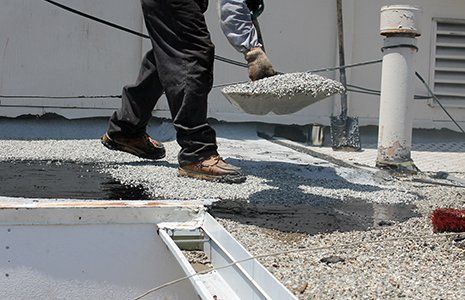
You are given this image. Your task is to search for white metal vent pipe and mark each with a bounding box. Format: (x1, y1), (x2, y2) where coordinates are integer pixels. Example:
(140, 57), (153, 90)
(376, 5), (421, 172)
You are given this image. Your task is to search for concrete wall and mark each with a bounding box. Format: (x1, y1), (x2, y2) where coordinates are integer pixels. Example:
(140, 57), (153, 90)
(0, 0), (142, 118)
(0, 0), (464, 131)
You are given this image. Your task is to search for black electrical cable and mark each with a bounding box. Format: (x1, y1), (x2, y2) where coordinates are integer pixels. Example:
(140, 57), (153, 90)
(0, 95), (121, 99)
(307, 59), (383, 73)
(414, 95), (433, 100)
(213, 56), (248, 68)
(24, 2), (465, 136)
(41, 0), (248, 69)
(347, 84), (432, 100)
(42, 0), (385, 74)
(347, 84), (380, 94)
(43, 0), (150, 39)
(4, 0), (394, 103)
(0, 81), (248, 100)
(415, 72), (465, 134)
(346, 88), (380, 97)
(41, 0), (387, 79)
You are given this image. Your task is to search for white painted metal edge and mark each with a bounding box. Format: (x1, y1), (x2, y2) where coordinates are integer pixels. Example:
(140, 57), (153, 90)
(202, 213), (297, 300)
(196, 272), (241, 300)
(203, 225), (272, 299)
(0, 196), (204, 208)
(0, 197), (205, 225)
(158, 229), (213, 299)
(158, 214), (296, 300)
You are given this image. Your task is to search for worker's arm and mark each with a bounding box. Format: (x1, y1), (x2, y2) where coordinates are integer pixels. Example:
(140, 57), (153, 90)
(219, 0), (276, 81)
(219, 0), (261, 53)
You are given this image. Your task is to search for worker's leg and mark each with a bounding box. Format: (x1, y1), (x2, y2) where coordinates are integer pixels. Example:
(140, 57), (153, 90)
(140, 0), (218, 166)
(107, 51), (163, 138)
(103, 51), (166, 159)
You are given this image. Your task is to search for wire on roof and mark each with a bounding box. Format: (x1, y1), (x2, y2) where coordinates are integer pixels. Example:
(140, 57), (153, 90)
(11, 0), (459, 135)
(133, 232), (463, 299)
(41, 0), (383, 74)
(347, 84), (432, 100)
(415, 72), (465, 134)
(41, 0), (248, 69)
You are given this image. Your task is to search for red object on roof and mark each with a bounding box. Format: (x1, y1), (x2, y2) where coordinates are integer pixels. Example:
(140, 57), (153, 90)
(431, 208), (465, 233)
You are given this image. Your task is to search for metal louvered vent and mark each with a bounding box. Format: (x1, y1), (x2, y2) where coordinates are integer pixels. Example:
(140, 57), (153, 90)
(432, 19), (465, 107)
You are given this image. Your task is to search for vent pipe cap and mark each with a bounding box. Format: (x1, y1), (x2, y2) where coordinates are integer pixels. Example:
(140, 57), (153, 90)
(380, 5), (422, 37)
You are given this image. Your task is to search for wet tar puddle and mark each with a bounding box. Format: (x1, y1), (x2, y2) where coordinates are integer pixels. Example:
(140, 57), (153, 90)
(0, 160), (419, 234)
(209, 199), (419, 235)
(0, 160), (151, 200)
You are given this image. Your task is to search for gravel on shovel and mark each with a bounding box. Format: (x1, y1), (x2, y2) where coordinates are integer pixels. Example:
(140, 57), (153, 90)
(222, 72), (345, 115)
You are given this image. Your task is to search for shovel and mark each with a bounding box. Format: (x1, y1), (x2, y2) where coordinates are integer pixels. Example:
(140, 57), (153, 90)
(330, 0), (361, 151)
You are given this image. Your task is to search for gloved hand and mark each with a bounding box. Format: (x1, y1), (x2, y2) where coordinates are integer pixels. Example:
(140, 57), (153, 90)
(244, 47), (277, 81)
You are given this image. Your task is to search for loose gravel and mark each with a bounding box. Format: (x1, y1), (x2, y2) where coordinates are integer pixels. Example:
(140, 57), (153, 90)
(1, 121), (464, 299)
(222, 72), (345, 99)
(0, 139), (420, 204)
(222, 73), (345, 115)
(218, 214), (465, 299)
(218, 176), (465, 299)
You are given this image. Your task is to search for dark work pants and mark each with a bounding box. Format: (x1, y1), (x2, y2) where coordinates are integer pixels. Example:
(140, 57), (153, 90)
(107, 0), (218, 166)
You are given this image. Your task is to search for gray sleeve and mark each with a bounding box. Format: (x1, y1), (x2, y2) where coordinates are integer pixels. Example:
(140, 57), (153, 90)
(218, 0), (261, 53)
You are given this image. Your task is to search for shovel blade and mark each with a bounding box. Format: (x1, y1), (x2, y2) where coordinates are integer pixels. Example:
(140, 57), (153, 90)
(330, 116), (361, 151)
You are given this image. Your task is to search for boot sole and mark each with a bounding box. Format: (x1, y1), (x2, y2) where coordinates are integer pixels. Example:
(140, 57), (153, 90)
(178, 168), (246, 184)
(101, 136), (166, 160)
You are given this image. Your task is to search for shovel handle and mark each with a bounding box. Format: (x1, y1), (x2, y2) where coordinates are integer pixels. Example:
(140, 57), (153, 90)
(337, 0), (347, 117)
(252, 16), (265, 52)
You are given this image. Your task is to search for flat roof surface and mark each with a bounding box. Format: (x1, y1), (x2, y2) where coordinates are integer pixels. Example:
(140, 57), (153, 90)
(1, 118), (464, 299)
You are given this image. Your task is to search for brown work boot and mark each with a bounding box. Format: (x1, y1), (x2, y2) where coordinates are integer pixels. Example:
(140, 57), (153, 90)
(244, 47), (277, 81)
(101, 133), (166, 160)
(178, 155), (246, 184)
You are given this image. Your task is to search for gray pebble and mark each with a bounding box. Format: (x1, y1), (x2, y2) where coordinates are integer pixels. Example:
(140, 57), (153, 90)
(320, 255), (345, 264)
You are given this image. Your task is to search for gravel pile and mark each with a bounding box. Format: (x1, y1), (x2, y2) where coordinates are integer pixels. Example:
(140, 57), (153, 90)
(0, 139), (419, 204)
(222, 72), (345, 98)
(222, 72), (345, 115)
(218, 213), (465, 299)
